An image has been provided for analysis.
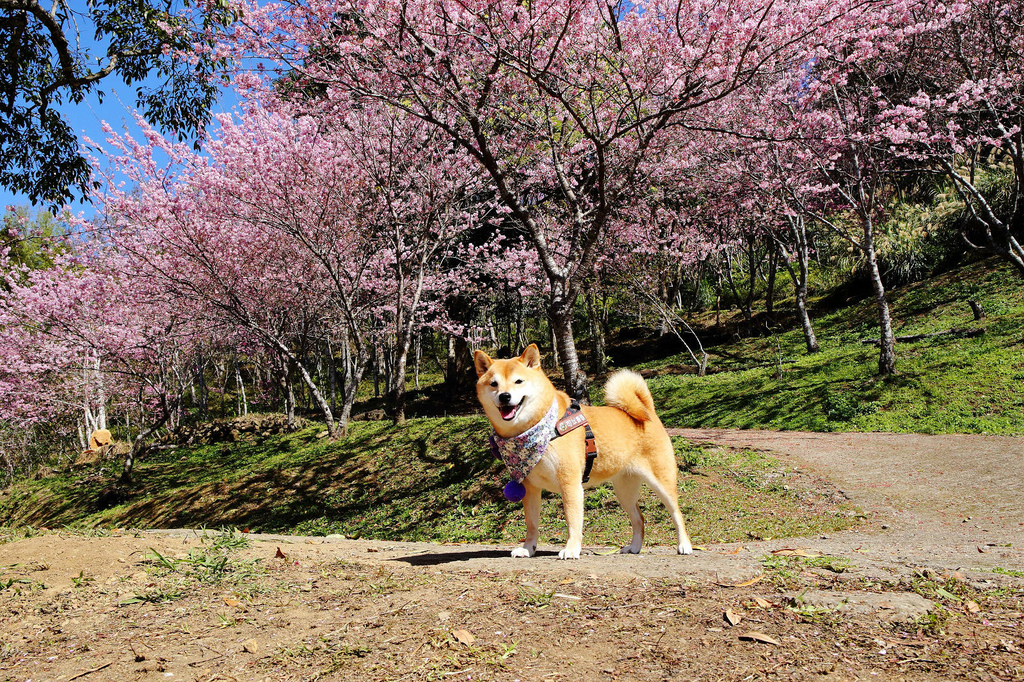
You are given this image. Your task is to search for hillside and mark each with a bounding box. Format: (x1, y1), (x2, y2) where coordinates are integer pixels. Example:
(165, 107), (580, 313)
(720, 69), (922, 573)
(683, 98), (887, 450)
(643, 257), (1024, 434)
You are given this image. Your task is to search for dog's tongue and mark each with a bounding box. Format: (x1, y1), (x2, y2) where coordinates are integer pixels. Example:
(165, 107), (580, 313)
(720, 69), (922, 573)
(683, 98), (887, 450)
(499, 404), (517, 420)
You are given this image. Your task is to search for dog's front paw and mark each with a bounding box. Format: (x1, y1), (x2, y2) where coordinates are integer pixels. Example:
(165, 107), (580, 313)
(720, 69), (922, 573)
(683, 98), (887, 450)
(511, 546), (535, 558)
(677, 540), (693, 555)
(557, 546), (581, 560)
(619, 544), (642, 555)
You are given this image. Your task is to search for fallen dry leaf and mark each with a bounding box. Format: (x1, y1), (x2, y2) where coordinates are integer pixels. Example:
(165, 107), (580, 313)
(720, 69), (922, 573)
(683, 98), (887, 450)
(452, 629), (475, 646)
(753, 597), (772, 609)
(274, 547), (287, 559)
(966, 600), (981, 614)
(222, 597), (241, 607)
(739, 631), (781, 646)
(437, 611), (451, 622)
(771, 548), (820, 558)
(242, 639), (259, 653)
(724, 609), (742, 627)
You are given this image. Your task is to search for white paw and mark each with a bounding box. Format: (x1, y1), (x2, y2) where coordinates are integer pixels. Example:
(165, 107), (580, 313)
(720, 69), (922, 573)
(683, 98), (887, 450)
(557, 546), (581, 560)
(678, 540), (693, 555)
(511, 546), (535, 558)
(619, 545), (641, 554)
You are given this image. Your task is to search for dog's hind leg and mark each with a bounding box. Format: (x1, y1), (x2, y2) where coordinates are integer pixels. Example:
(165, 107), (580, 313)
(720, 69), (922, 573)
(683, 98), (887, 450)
(643, 469), (693, 555)
(612, 475), (645, 554)
(511, 482), (542, 558)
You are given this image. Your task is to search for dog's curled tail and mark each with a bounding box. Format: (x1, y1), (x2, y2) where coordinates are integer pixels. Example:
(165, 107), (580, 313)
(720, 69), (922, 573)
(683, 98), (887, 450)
(604, 369), (656, 423)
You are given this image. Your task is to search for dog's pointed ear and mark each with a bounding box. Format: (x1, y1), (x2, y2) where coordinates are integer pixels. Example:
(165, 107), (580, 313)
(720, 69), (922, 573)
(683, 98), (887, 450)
(474, 350), (493, 377)
(520, 344), (541, 369)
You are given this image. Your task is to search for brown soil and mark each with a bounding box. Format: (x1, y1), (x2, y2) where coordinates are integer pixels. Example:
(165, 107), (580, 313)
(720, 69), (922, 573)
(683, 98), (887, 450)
(3, 430), (1024, 681)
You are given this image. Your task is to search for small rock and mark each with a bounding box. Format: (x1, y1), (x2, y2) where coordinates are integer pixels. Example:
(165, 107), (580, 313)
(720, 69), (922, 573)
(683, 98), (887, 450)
(242, 639), (258, 653)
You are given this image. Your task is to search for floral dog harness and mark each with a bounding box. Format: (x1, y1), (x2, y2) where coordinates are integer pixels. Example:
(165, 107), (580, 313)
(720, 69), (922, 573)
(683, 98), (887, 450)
(490, 398), (560, 484)
(490, 398), (598, 501)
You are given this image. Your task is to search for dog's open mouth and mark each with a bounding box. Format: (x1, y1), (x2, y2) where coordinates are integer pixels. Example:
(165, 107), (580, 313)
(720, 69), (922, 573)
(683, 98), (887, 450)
(499, 398), (525, 421)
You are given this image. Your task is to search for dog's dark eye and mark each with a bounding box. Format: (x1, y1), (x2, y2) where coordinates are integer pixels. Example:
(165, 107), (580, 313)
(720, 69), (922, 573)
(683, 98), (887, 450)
(515, 379), (523, 384)
(490, 380), (498, 387)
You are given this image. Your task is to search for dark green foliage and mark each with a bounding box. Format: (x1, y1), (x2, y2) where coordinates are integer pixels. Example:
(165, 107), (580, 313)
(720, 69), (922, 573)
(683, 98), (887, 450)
(0, 0), (236, 207)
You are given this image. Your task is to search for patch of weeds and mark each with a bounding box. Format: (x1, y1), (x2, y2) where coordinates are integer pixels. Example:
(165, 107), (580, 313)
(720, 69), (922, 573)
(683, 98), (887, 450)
(215, 612), (244, 629)
(143, 541), (264, 591)
(145, 547), (179, 573)
(759, 555), (801, 586)
(804, 555), (853, 573)
(70, 571), (95, 588)
(59, 526), (112, 538)
(182, 551), (230, 582)
(584, 485), (616, 510)
(675, 439), (714, 471)
(322, 643), (372, 673)
(912, 606), (950, 636)
(993, 567), (1024, 579)
(787, 594), (837, 623)
(908, 574), (973, 606)
(518, 585), (555, 609)
(1, 577), (31, 591)
(822, 387), (880, 424)
(119, 587), (181, 605)
(200, 526), (251, 551)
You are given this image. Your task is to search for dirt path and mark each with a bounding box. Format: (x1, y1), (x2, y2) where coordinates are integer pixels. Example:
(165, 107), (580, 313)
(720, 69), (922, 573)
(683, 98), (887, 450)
(670, 429), (1024, 573)
(3, 431), (1024, 681)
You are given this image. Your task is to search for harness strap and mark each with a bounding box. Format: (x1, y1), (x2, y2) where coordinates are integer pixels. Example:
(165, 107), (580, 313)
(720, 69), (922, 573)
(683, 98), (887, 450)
(554, 399), (598, 483)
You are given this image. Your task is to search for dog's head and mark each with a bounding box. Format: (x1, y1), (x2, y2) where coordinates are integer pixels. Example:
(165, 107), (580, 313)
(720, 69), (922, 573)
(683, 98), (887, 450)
(474, 344), (556, 437)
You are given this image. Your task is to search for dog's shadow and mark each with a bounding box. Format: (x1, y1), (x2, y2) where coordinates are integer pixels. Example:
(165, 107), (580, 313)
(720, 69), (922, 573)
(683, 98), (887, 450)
(391, 549), (560, 566)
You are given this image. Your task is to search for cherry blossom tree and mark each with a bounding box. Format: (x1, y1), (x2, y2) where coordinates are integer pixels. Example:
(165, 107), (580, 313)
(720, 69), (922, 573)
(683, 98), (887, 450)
(94, 114), (356, 436)
(876, 0), (1024, 276)
(0, 234), (199, 482)
(225, 0), (891, 398)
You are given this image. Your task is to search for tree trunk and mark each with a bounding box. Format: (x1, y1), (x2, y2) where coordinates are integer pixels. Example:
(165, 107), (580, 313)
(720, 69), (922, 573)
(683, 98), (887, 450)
(794, 285), (819, 353)
(863, 219), (896, 375)
(280, 360), (295, 428)
(444, 334), (475, 394)
(235, 358), (248, 416)
(778, 218), (819, 354)
(765, 240), (778, 319)
(413, 330), (422, 390)
(968, 299), (985, 320)
(197, 355), (208, 419)
(390, 345), (409, 424)
(337, 348), (370, 436)
(120, 397), (174, 484)
(585, 287), (607, 375)
(549, 289), (587, 402)
(372, 344), (380, 398)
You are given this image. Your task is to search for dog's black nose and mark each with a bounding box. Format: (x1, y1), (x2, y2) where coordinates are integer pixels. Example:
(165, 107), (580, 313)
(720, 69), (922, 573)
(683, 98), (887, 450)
(498, 392), (512, 405)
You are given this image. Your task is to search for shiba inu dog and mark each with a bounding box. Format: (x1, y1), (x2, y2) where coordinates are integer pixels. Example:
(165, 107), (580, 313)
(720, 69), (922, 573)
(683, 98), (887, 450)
(474, 344), (693, 560)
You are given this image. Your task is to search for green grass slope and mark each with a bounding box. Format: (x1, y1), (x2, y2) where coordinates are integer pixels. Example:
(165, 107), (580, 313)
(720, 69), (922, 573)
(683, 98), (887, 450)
(0, 419), (858, 546)
(646, 258), (1024, 434)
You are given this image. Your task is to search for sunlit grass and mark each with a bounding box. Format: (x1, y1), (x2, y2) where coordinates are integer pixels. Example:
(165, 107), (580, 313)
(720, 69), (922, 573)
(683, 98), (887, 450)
(646, 258), (1024, 434)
